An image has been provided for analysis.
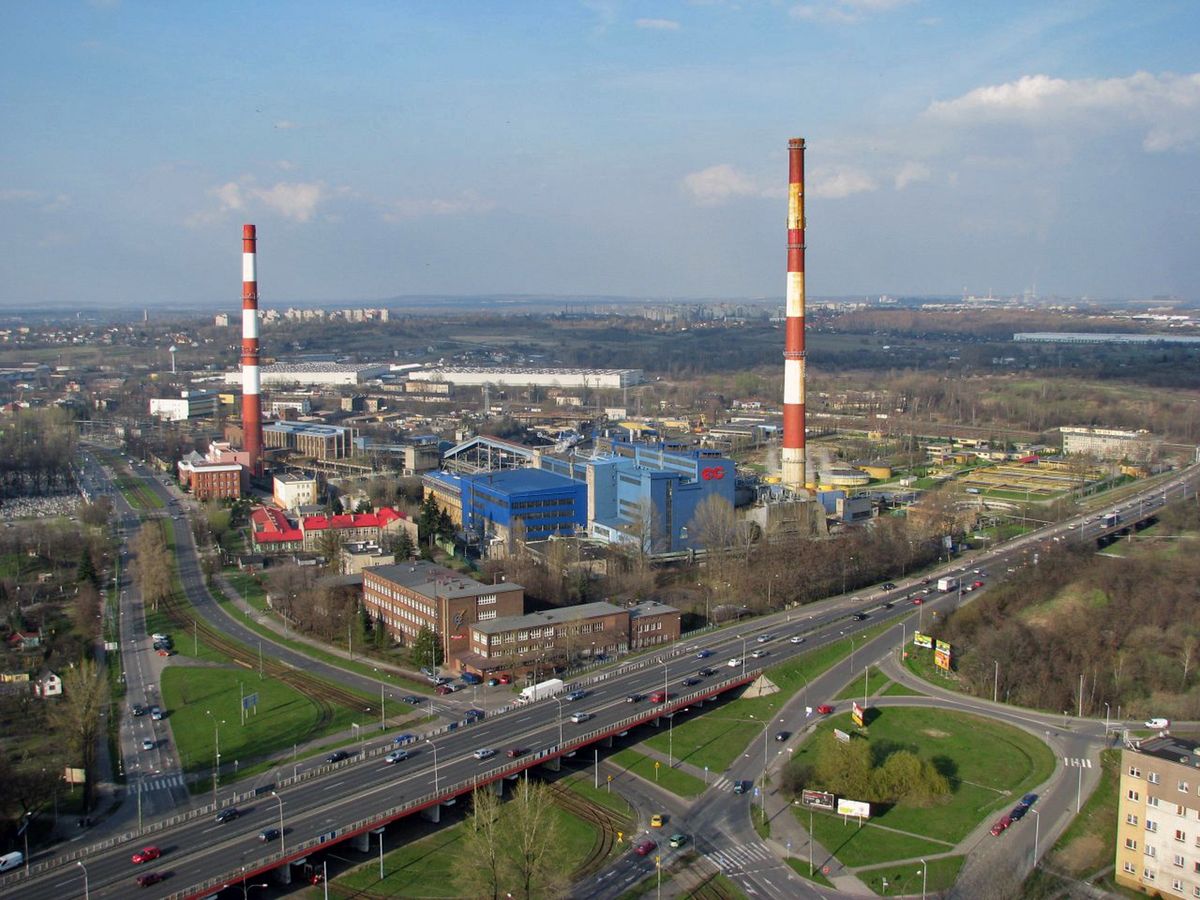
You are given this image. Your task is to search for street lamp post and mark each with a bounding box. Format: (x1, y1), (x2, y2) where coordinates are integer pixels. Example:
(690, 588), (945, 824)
(1104, 702), (1111, 735)
(75, 860), (89, 900)
(205, 710), (223, 802)
(920, 858), (928, 900)
(993, 659), (999, 704)
(270, 791), (285, 855)
(1030, 807), (1041, 872)
(425, 740), (440, 793)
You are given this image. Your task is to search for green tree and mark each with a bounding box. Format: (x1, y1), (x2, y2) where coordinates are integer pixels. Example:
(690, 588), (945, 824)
(391, 528), (415, 561)
(417, 494), (442, 543)
(411, 625), (443, 668)
(814, 732), (873, 799)
(76, 545), (99, 588)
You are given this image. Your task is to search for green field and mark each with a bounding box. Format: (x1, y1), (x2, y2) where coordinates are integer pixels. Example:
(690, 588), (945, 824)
(791, 707), (1054, 861)
(331, 804), (597, 897)
(880, 681), (925, 697)
(641, 622), (899, 774)
(610, 748), (707, 798)
(785, 858), (835, 888)
(858, 855), (966, 896)
(835, 665), (890, 701)
(557, 769), (636, 821)
(805, 814), (950, 867)
(160, 666), (360, 777)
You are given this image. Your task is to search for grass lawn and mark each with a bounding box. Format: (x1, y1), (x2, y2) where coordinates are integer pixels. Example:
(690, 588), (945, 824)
(790, 707), (1055, 850)
(786, 858), (834, 888)
(642, 622), (897, 774)
(804, 813), (950, 867)
(880, 681), (925, 697)
(224, 570), (268, 612)
(558, 769), (636, 821)
(334, 804), (597, 897)
(610, 749), (707, 798)
(901, 646), (962, 691)
(161, 666), (359, 775)
(835, 665), (890, 701)
(1044, 748), (1120, 877)
(857, 855), (965, 896)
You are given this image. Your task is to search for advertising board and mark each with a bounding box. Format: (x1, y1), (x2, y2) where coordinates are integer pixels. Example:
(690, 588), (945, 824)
(852, 701), (865, 727)
(801, 790), (836, 811)
(913, 632), (933, 649)
(837, 799), (870, 818)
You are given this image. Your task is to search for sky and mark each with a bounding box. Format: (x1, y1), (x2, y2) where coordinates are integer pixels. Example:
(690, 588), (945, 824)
(1, 0), (1199, 308)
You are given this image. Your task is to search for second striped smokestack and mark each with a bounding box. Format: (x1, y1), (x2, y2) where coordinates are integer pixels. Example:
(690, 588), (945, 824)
(241, 224), (263, 475)
(781, 138), (807, 494)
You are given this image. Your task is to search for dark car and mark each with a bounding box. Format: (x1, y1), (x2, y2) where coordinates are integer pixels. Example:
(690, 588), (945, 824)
(565, 690), (587, 702)
(852, 613), (868, 621)
(883, 601), (894, 609)
(136, 872), (165, 888)
(400, 695), (423, 705)
(634, 839), (657, 856)
(625, 693), (643, 703)
(882, 582), (896, 590)
(697, 667), (716, 677)
(259, 827), (281, 842)
(325, 750), (350, 764)
(681, 677), (701, 687)
(463, 708), (485, 722)
(695, 649), (712, 659)
(775, 730), (791, 742)
(131, 703), (146, 717)
(393, 733), (416, 746)
(733, 780), (749, 794)
(215, 807), (240, 824)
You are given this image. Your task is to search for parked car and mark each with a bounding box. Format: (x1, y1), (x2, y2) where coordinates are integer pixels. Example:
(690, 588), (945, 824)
(634, 840), (657, 856)
(486, 678), (500, 687)
(463, 708), (485, 722)
(498, 674), (512, 684)
(436, 685), (453, 695)
(259, 827), (281, 842)
(385, 750), (409, 764)
(135, 872), (165, 888)
(131, 846), (161, 864)
(326, 750), (350, 764)
(816, 704), (835, 715)
(990, 814), (1013, 836)
(215, 807), (240, 824)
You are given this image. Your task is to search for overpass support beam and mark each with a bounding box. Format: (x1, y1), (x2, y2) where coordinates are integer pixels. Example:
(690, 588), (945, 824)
(275, 862), (293, 885)
(351, 831), (370, 853)
(491, 777), (505, 797)
(420, 803), (441, 824)
(603, 734), (614, 748)
(543, 755), (561, 772)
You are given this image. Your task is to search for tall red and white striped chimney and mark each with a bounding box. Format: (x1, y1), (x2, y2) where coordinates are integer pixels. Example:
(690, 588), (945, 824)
(241, 224), (263, 475)
(781, 138), (808, 494)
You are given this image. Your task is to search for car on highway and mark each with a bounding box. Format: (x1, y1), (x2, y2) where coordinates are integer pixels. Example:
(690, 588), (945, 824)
(990, 814), (1013, 836)
(565, 690), (587, 701)
(385, 750), (409, 764)
(727, 658), (742, 668)
(911, 596), (924, 605)
(883, 601), (895, 609)
(634, 840), (657, 856)
(215, 807), (240, 824)
(131, 703), (146, 717)
(681, 677), (701, 686)
(695, 649), (711, 659)
(625, 693), (644, 703)
(326, 750), (351, 763)
(150, 706), (163, 720)
(971, 580), (985, 589)
(756, 634), (774, 643)
(851, 613), (867, 621)
(506, 747), (525, 758)
(816, 704), (835, 715)
(669, 833), (688, 848)
(789, 635), (805, 644)
(473, 748), (496, 760)
(135, 872), (165, 888)
(141, 739), (155, 751)
(131, 846), (161, 864)
(259, 827), (281, 842)
(1146, 717), (1171, 730)
(570, 712), (593, 724)
(882, 582), (896, 590)
(393, 733), (416, 746)
(775, 731), (791, 742)
(751, 649), (767, 658)
(697, 667), (716, 677)
(650, 813), (664, 828)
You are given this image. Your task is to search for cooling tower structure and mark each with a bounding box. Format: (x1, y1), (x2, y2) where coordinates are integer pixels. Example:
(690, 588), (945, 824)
(241, 224), (263, 475)
(780, 138), (808, 494)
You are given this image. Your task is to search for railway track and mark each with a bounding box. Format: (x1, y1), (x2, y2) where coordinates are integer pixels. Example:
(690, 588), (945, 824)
(547, 783), (626, 879)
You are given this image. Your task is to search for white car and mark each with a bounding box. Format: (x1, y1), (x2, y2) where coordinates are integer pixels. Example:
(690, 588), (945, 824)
(789, 635), (805, 644)
(385, 750), (409, 764)
(727, 658), (742, 668)
(751, 649), (767, 659)
(473, 748), (496, 760)
(1145, 718), (1171, 731)
(570, 712), (593, 724)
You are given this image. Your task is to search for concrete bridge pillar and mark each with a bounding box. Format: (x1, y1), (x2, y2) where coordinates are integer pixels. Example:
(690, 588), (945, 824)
(543, 755), (561, 772)
(603, 734), (614, 747)
(351, 831), (370, 853)
(491, 777), (505, 797)
(420, 803), (441, 824)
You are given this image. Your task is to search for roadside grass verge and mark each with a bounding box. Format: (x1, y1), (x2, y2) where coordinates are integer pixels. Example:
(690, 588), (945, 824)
(790, 708), (1054, 851)
(610, 748), (707, 798)
(834, 665), (889, 701)
(881, 681), (925, 697)
(804, 813), (949, 867)
(558, 769), (636, 821)
(857, 855), (965, 896)
(786, 858), (834, 888)
(1043, 748), (1120, 877)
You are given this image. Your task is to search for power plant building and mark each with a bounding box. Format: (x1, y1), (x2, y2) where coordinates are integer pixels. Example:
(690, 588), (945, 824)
(224, 361), (390, 388)
(408, 366), (643, 390)
(423, 468), (587, 546)
(264, 421), (357, 460)
(149, 389), (220, 421)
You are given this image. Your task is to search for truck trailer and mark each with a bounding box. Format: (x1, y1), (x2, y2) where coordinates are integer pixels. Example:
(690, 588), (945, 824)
(518, 678), (565, 704)
(936, 576), (959, 593)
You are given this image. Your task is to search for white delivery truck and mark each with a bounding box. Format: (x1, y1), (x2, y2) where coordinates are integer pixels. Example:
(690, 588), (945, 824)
(518, 678), (565, 704)
(936, 576), (959, 593)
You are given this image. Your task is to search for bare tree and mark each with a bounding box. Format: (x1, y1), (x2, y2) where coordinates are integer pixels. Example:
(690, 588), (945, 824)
(50, 658), (108, 811)
(131, 523), (172, 612)
(453, 786), (505, 900)
(504, 780), (565, 899)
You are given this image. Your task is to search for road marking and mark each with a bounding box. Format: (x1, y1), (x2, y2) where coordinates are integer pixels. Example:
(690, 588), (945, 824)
(322, 780), (346, 792)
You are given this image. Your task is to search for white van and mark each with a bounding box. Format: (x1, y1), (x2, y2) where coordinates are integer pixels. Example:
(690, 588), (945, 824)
(0, 851), (23, 873)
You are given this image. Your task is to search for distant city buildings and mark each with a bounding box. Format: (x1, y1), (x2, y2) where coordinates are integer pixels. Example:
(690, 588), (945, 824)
(1061, 426), (1162, 462)
(273, 472), (318, 510)
(223, 362), (389, 388)
(263, 421), (357, 460)
(409, 366), (643, 390)
(249, 505), (409, 553)
(149, 389), (220, 421)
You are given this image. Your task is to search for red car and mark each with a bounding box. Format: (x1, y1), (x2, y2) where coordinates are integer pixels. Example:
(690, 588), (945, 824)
(990, 814), (1013, 836)
(436, 685), (453, 695)
(635, 839), (657, 856)
(136, 872), (164, 887)
(972, 580), (985, 589)
(816, 704), (835, 715)
(131, 846), (161, 864)
(506, 747), (525, 758)
(498, 674), (512, 685)
(911, 596), (924, 605)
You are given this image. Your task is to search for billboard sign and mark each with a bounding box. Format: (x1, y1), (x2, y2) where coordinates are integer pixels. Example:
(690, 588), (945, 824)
(837, 799), (870, 818)
(935, 639), (951, 653)
(801, 790), (836, 811)
(913, 632), (933, 649)
(833, 728), (851, 744)
(935, 648), (952, 670)
(852, 701), (865, 727)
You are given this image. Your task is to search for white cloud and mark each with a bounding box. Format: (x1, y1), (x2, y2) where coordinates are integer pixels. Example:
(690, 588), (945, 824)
(382, 191), (494, 222)
(894, 161), (931, 190)
(0, 188), (71, 211)
(809, 165), (877, 198)
(926, 71), (1200, 152)
(791, 0), (914, 25)
(681, 164), (774, 205)
(193, 178), (324, 224)
(273, 120), (298, 130)
(635, 17), (680, 30)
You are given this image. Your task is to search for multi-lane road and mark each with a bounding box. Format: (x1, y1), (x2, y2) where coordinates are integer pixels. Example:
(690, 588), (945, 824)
(4, 457), (1196, 899)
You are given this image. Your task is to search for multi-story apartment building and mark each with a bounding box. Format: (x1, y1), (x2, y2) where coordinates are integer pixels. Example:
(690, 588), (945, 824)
(1117, 734), (1200, 898)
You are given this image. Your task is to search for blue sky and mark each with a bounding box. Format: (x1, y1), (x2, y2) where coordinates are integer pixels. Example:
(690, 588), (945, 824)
(1, 0), (1198, 307)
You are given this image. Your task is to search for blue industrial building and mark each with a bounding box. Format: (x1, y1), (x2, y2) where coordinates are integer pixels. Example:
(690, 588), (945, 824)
(424, 468), (586, 544)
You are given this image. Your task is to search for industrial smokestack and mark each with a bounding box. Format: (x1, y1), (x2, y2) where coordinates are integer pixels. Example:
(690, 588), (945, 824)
(241, 224), (263, 475)
(781, 138), (807, 494)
